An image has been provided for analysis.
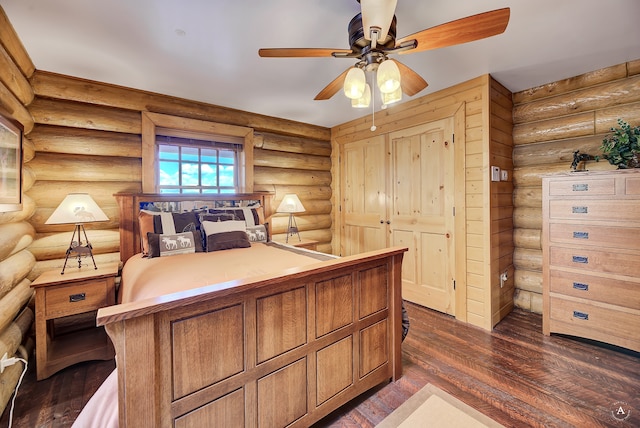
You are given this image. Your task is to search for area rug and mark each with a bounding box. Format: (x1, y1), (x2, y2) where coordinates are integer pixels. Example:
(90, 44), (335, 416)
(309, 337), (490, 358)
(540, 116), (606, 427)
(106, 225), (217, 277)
(376, 384), (505, 428)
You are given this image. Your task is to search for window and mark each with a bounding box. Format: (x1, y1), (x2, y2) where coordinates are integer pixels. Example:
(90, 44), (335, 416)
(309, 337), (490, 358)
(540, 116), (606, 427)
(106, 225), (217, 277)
(156, 136), (239, 194)
(141, 112), (254, 194)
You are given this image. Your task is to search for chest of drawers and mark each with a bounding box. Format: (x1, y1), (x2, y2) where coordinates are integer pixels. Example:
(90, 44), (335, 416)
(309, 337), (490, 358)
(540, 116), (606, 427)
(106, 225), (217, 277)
(542, 170), (640, 352)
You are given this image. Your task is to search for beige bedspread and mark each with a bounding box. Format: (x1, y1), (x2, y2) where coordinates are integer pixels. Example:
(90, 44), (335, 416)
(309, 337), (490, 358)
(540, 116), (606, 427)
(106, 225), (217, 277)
(120, 242), (333, 304)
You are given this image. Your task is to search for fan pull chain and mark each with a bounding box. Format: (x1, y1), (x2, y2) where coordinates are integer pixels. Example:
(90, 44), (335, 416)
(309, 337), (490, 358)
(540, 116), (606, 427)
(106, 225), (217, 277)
(370, 73), (377, 132)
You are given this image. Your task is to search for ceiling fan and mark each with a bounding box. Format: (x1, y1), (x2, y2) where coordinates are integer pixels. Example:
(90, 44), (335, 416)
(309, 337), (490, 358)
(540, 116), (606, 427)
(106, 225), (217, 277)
(258, 1), (510, 103)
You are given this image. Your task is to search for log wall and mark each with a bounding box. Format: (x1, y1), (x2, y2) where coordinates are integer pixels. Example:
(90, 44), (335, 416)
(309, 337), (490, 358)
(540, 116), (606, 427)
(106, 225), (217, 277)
(511, 59), (640, 313)
(0, 6), (35, 417)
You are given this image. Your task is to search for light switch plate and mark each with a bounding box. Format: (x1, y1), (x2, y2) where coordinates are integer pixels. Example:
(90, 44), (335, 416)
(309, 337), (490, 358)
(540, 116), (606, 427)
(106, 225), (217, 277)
(491, 166), (500, 182)
(501, 170), (508, 181)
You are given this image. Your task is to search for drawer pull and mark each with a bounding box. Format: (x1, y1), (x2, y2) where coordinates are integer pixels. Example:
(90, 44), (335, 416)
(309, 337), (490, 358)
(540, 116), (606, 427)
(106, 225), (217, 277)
(572, 183), (588, 192)
(572, 206), (588, 214)
(572, 256), (588, 264)
(572, 231), (589, 239)
(573, 311), (589, 321)
(69, 293), (86, 303)
(572, 282), (589, 291)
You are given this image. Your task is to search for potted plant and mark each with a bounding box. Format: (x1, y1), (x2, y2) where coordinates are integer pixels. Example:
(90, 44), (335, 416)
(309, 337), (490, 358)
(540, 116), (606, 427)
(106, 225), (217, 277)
(599, 118), (640, 169)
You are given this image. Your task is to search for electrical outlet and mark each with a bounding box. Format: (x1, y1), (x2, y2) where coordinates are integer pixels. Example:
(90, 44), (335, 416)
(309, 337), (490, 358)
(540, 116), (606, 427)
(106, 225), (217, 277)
(500, 271), (508, 288)
(491, 166), (500, 182)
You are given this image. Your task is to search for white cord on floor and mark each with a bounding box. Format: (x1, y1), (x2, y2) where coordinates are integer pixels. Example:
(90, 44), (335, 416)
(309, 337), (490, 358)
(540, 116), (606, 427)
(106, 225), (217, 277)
(7, 358), (28, 428)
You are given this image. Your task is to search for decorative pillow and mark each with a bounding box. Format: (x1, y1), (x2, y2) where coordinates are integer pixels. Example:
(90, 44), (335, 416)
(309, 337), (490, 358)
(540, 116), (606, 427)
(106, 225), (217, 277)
(153, 211), (200, 235)
(246, 224), (268, 243)
(138, 210), (160, 256)
(207, 205), (263, 227)
(146, 230), (203, 258)
(199, 212), (237, 223)
(202, 220), (251, 252)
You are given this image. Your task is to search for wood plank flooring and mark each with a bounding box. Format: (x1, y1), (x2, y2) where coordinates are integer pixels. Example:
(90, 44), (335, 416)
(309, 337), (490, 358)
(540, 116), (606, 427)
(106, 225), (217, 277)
(1, 303), (638, 427)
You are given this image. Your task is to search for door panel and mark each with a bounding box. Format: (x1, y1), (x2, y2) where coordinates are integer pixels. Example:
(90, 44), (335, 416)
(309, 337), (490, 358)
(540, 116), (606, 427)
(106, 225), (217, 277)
(341, 135), (387, 255)
(390, 118), (455, 314)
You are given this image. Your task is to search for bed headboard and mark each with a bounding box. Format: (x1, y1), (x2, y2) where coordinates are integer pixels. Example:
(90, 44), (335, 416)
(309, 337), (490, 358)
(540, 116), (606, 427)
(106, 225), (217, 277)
(114, 192), (274, 263)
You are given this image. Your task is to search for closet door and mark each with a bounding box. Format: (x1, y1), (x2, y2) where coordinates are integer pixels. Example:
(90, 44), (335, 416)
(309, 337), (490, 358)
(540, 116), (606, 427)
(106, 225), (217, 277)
(340, 135), (387, 256)
(389, 118), (455, 315)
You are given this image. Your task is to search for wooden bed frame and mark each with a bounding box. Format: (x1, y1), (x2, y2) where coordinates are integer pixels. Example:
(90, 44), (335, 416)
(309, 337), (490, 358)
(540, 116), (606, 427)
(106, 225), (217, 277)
(97, 193), (406, 427)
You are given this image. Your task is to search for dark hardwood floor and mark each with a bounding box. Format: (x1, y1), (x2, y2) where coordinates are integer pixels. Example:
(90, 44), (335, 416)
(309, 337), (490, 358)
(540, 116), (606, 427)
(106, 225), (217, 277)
(2, 303), (638, 427)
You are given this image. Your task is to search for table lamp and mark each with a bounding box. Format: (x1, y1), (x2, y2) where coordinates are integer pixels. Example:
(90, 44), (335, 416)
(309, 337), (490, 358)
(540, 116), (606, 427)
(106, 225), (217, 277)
(276, 194), (305, 243)
(45, 193), (109, 274)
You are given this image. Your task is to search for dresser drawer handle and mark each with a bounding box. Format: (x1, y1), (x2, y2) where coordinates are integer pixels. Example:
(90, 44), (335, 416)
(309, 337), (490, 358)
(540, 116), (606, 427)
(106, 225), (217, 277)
(572, 183), (589, 191)
(572, 206), (588, 214)
(572, 231), (589, 239)
(572, 256), (588, 264)
(69, 293), (86, 303)
(573, 311), (589, 321)
(572, 282), (589, 291)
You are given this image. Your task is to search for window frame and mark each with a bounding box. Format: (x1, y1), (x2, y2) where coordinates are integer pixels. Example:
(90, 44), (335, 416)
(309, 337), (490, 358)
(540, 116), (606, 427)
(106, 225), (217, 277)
(141, 111), (254, 193)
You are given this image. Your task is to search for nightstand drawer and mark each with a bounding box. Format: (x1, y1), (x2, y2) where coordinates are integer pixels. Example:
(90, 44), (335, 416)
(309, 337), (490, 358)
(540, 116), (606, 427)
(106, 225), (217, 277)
(45, 279), (109, 319)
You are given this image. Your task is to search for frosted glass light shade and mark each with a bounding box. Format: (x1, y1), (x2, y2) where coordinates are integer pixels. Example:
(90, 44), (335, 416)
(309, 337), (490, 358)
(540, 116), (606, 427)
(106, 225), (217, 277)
(276, 194), (306, 213)
(381, 86), (402, 105)
(377, 60), (401, 94)
(351, 84), (371, 108)
(343, 67), (366, 99)
(46, 193), (109, 224)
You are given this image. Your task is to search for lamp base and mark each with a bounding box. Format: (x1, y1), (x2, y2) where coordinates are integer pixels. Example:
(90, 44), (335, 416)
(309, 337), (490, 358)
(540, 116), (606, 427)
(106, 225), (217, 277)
(61, 224), (98, 275)
(285, 213), (301, 243)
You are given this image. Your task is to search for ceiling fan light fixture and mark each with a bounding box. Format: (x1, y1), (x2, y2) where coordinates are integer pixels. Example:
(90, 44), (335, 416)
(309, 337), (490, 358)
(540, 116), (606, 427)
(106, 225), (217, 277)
(343, 67), (366, 99)
(377, 59), (401, 93)
(351, 84), (371, 108)
(381, 86), (402, 106)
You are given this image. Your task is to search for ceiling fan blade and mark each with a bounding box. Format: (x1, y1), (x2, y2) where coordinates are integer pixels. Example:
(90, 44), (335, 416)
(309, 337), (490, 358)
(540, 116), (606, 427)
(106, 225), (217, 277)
(392, 60), (428, 96)
(258, 48), (352, 58)
(314, 67), (352, 100)
(361, 0), (398, 42)
(396, 7), (510, 54)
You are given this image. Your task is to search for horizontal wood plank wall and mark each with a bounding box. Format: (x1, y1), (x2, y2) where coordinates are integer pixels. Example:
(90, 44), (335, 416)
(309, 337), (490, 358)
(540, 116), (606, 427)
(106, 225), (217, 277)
(0, 6), (36, 417)
(511, 59), (640, 314)
(332, 75), (512, 330)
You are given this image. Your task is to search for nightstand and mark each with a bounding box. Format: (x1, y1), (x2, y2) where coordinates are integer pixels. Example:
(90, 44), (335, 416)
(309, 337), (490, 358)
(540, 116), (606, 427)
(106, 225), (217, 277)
(31, 262), (119, 380)
(276, 238), (319, 251)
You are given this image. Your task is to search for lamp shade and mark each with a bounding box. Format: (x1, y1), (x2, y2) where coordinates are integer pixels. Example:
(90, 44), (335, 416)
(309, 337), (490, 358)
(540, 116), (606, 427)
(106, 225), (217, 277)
(381, 86), (402, 106)
(343, 67), (366, 99)
(45, 193), (109, 225)
(276, 194), (305, 213)
(377, 59), (401, 94)
(351, 84), (371, 108)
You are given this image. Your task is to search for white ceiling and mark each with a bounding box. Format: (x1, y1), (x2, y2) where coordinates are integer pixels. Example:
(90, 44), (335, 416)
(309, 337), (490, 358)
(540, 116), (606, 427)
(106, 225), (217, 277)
(2, 0), (640, 129)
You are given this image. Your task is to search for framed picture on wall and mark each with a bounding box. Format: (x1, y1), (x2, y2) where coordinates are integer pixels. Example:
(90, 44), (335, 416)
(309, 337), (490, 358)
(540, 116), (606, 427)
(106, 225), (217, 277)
(0, 111), (23, 212)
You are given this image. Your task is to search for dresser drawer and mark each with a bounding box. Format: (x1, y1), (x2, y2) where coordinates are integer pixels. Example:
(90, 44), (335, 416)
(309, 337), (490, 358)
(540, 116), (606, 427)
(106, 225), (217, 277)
(548, 223), (640, 251)
(45, 279), (109, 319)
(549, 296), (640, 350)
(548, 178), (615, 196)
(548, 199), (640, 222)
(549, 269), (640, 309)
(549, 246), (640, 277)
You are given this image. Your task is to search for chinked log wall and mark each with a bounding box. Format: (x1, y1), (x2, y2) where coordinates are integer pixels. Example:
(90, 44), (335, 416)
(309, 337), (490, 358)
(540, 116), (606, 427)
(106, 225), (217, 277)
(25, 74), (333, 263)
(0, 7), (36, 415)
(511, 59), (640, 313)
(0, 4), (332, 415)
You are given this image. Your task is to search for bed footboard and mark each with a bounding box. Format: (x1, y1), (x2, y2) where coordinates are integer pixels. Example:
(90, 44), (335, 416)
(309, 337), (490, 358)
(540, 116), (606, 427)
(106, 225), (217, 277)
(97, 247), (406, 428)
